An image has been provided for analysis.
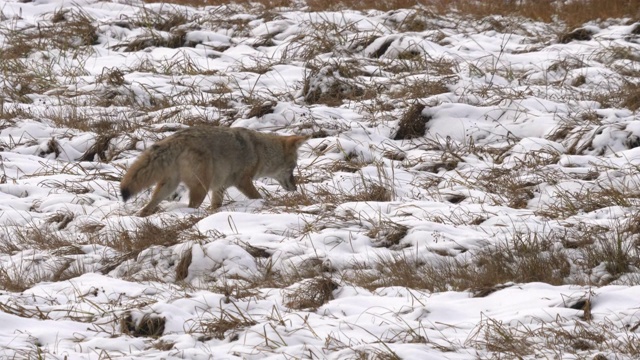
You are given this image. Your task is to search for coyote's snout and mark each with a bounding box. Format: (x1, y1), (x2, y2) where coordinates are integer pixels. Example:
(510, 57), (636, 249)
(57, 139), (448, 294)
(120, 126), (309, 216)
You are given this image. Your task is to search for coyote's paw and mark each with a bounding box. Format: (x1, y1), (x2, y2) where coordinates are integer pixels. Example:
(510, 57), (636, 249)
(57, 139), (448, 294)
(137, 206), (159, 217)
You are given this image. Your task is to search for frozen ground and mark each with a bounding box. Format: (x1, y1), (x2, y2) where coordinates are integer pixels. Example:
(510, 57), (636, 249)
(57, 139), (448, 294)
(1, 0), (640, 358)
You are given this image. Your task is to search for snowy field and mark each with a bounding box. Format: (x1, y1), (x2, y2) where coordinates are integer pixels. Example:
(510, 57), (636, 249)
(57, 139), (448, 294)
(1, 0), (640, 358)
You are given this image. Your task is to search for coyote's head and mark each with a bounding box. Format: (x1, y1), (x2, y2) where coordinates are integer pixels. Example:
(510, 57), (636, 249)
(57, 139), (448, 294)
(271, 134), (310, 191)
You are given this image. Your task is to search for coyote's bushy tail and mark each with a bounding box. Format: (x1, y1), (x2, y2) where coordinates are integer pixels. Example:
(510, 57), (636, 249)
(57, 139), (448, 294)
(120, 146), (176, 202)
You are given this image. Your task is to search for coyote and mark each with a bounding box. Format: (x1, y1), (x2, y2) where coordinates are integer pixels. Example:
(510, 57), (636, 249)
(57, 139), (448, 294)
(120, 126), (309, 216)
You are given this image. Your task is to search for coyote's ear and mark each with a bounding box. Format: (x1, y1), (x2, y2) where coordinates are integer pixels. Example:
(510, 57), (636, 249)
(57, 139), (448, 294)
(286, 134), (311, 150)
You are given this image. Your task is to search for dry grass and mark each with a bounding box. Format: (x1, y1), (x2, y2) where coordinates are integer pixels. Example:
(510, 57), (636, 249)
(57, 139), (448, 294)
(569, 219), (640, 284)
(366, 220), (409, 248)
(462, 166), (550, 209)
(536, 181), (640, 219)
(0, 8), (97, 60)
(112, 30), (187, 52)
(149, 0), (640, 28)
(132, 7), (192, 32)
(0, 220), (77, 254)
(266, 167), (394, 210)
(283, 275), (339, 310)
(100, 216), (205, 270)
(78, 133), (118, 162)
(175, 248), (193, 282)
(0, 266), (42, 292)
(147, 0), (298, 8)
(344, 216), (640, 293)
(302, 62), (369, 106)
(347, 228), (571, 293)
(186, 302), (257, 341)
(466, 314), (640, 358)
(388, 78), (452, 100)
(621, 82), (640, 111)
(108, 8), (193, 52)
(249, 256), (332, 290)
(0, 59), (58, 103)
(394, 103), (430, 140)
(0, 214), (209, 291)
(121, 312), (166, 338)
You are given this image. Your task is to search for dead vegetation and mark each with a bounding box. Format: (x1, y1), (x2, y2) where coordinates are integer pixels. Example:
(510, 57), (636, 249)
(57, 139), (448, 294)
(466, 314), (640, 359)
(394, 103), (430, 140)
(346, 229), (571, 294)
(121, 312), (166, 338)
(99, 216), (206, 275)
(345, 215), (640, 293)
(283, 275), (338, 310)
(0, 215), (209, 291)
(302, 62), (369, 106)
(148, 0), (640, 29)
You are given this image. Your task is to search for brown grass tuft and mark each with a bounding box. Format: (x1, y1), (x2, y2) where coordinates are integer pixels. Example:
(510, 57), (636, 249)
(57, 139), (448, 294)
(284, 275), (339, 310)
(99, 217), (204, 274)
(559, 28), (594, 44)
(302, 62), (371, 106)
(348, 183), (393, 202)
(121, 312), (166, 338)
(2, 222), (75, 253)
(394, 103), (430, 140)
(175, 248), (193, 282)
(389, 78), (451, 100)
(113, 31), (187, 52)
(134, 8), (191, 32)
(621, 82), (640, 111)
(46, 211), (75, 230)
(78, 133), (117, 162)
(348, 229), (570, 293)
(245, 100), (277, 119)
(193, 305), (257, 341)
(536, 183), (640, 219)
(367, 221), (409, 248)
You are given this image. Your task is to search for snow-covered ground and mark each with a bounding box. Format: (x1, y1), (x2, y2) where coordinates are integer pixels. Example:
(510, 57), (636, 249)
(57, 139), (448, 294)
(1, 0), (640, 358)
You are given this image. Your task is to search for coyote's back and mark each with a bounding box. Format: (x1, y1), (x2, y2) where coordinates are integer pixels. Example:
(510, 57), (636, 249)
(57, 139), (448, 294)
(120, 126), (308, 216)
